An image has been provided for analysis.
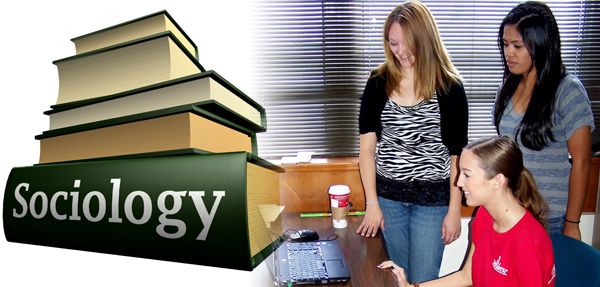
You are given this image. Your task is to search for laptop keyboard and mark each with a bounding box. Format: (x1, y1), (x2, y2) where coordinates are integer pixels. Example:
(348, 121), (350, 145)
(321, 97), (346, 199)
(287, 242), (328, 281)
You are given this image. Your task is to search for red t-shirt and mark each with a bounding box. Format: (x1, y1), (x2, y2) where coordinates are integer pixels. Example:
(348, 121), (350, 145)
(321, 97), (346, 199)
(471, 207), (556, 287)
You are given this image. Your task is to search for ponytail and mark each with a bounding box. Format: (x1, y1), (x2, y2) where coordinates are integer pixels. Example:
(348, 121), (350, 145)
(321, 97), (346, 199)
(514, 167), (549, 228)
(466, 135), (550, 227)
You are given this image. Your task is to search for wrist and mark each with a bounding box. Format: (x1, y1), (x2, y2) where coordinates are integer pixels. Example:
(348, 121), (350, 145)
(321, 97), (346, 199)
(448, 206), (461, 216)
(365, 202), (381, 211)
(565, 218), (580, 224)
(447, 199), (462, 213)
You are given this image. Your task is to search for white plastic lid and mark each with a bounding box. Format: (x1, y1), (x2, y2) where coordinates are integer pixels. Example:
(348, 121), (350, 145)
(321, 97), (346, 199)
(328, 184), (350, 195)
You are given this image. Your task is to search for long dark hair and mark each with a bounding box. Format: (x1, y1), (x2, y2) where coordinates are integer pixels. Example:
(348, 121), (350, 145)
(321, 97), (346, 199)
(466, 136), (549, 227)
(493, 1), (566, 151)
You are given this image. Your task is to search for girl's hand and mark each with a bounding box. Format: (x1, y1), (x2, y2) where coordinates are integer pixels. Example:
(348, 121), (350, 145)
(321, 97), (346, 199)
(356, 204), (385, 237)
(441, 211), (461, 245)
(563, 222), (582, 240)
(378, 260), (409, 287)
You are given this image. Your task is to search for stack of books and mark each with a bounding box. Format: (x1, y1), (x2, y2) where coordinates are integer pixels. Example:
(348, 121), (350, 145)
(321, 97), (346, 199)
(3, 11), (283, 271)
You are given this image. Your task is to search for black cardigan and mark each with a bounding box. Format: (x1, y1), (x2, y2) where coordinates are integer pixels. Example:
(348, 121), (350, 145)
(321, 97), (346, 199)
(358, 74), (469, 156)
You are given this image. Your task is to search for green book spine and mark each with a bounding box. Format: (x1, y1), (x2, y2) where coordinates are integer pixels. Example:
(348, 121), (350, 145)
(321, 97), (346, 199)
(3, 152), (280, 270)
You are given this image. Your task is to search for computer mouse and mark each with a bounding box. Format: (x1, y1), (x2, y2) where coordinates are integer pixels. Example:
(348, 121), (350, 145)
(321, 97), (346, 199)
(290, 229), (320, 242)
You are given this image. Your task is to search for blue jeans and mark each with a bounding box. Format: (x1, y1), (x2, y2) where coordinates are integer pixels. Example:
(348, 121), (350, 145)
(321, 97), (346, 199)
(546, 215), (565, 236)
(379, 196), (447, 283)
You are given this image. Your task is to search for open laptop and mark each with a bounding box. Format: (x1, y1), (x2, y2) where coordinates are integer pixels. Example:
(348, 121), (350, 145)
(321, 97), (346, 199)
(274, 240), (351, 285)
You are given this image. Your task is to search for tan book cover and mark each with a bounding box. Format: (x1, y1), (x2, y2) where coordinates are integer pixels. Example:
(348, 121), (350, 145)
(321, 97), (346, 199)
(46, 71), (264, 132)
(71, 10), (198, 59)
(38, 112), (253, 164)
(53, 32), (204, 105)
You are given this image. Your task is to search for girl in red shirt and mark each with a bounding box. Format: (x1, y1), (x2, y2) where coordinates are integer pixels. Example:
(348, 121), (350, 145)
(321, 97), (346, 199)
(378, 135), (555, 286)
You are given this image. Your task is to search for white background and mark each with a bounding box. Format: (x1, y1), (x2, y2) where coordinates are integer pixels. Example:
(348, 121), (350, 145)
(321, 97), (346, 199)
(0, 1), (268, 286)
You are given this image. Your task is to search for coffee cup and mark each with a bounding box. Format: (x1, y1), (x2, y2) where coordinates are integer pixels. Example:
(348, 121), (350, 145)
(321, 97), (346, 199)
(328, 185), (350, 228)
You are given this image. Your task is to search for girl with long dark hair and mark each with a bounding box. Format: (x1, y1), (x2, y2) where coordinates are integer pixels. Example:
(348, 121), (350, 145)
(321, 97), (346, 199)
(492, 1), (594, 239)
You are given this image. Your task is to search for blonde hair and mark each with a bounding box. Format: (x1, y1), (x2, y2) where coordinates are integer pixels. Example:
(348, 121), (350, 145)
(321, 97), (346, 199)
(466, 136), (549, 228)
(373, 1), (461, 100)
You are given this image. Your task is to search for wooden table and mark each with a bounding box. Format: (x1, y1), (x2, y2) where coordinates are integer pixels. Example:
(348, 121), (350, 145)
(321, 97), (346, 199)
(278, 212), (396, 286)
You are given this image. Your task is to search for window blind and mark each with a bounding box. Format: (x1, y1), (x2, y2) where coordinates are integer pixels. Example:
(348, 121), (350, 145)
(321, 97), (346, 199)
(251, 0), (600, 159)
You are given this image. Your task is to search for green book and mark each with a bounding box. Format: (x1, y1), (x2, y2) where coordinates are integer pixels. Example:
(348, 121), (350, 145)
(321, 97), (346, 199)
(53, 31), (205, 106)
(70, 10), (199, 60)
(3, 152), (284, 271)
(45, 70), (266, 133)
(36, 104), (259, 164)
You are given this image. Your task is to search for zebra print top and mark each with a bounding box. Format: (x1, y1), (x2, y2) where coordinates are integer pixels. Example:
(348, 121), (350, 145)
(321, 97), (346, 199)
(359, 72), (468, 206)
(376, 97), (450, 181)
(374, 97), (451, 206)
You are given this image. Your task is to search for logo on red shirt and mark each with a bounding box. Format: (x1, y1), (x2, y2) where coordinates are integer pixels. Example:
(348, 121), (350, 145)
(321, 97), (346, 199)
(493, 256), (508, 276)
(548, 265), (556, 285)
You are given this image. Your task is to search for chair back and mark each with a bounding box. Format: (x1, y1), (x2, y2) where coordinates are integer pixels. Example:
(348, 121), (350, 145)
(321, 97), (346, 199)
(550, 234), (600, 287)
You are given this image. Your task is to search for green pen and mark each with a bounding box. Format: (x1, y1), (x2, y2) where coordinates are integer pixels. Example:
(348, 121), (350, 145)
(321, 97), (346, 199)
(300, 211), (365, 217)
